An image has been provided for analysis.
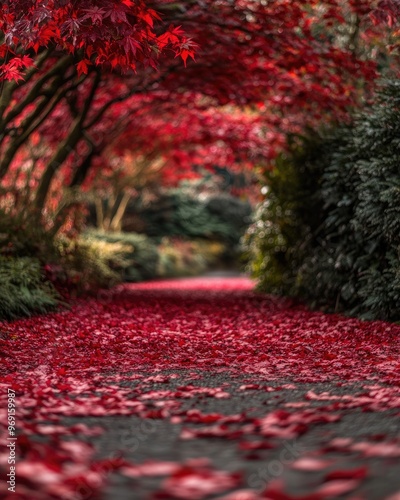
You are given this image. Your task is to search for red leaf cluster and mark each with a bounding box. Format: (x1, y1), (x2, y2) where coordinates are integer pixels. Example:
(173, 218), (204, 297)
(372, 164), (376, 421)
(0, 0), (194, 79)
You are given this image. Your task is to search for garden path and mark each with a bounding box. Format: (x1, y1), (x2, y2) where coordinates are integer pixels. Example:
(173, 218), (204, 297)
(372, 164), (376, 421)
(0, 277), (400, 499)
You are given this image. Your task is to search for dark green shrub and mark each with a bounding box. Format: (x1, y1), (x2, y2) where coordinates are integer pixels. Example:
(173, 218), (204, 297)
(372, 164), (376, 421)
(0, 211), (128, 292)
(122, 189), (252, 246)
(86, 188), (252, 272)
(0, 210), (57, 262)
(244, 134), (328, 296)
(246, 79), (400, 321)
(0, 257), (59, 320)
(204, 194), (252, 244)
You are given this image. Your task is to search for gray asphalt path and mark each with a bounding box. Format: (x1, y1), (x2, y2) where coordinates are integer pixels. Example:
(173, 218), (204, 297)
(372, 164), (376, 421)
(58, 370), (400, 500)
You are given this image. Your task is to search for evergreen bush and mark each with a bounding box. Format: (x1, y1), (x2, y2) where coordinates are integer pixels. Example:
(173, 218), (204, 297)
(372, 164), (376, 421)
(123, 189), (252, 246)
(56, 235), (131, 289)
(246, 79), (400, 321)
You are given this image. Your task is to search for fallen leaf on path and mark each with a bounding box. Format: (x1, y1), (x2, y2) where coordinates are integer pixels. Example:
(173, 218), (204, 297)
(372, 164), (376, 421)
(290, 457), (334, 471)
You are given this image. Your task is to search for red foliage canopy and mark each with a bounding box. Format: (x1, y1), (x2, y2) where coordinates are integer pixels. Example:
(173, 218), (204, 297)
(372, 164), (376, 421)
(0, 0), (399, 232)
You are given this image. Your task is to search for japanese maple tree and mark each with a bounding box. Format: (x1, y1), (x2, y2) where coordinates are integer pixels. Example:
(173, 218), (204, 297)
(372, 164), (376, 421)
(0, 0), (195, 225)
(0, 0), (399, 236)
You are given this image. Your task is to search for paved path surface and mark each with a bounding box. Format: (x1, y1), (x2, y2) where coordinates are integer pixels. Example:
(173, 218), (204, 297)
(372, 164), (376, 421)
(1, 277), (400, 500)
(95, 373), (400, 500)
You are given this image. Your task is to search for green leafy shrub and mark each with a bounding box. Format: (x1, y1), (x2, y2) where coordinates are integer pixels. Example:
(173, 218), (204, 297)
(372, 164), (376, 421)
(246, 80), (400, 321)
(204, 194), (253, 245)
(157, 238), (226, 278)
(84, 230), (159, 282)
(55, 235), (132, 290)
(0, 210), (130, 292)
(86, 188), (252, 274)
(0, 257), (59, 320)
(0, 210), (57, 262)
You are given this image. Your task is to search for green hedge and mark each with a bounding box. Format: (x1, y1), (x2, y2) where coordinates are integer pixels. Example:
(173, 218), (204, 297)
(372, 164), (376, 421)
(246, 80), (400, 321)
(87, 189), (252, 269)
(0, 257), (59, 320)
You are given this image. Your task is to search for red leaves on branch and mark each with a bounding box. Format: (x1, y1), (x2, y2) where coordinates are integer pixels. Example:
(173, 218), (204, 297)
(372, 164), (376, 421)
(0, 0), (194, 79)
(371, 1), (400, 27)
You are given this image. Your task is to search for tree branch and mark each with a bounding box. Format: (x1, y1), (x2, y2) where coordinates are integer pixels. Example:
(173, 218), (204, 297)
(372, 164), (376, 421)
(34, 71), (102, 212)
(0, 75), (84, 179)
(1, 54), (73, 130)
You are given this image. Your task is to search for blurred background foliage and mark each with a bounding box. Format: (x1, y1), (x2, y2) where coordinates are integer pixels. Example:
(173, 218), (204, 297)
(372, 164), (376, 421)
(0, 171), (254, 319)
(81, 177), (253, 284)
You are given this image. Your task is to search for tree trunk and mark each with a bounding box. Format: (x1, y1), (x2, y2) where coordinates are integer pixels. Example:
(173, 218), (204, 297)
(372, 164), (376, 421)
(110, 191), (131, 232)
(33, 71), (101, 213)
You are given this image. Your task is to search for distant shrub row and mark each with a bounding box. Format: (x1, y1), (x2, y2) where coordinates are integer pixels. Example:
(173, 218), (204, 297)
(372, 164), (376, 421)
(121, 190), (252, 247)
(81, 230), (228, 283)
(1, 187), (252, 320)
(0, 232), (231, 320)
(246, 80), (400, 321)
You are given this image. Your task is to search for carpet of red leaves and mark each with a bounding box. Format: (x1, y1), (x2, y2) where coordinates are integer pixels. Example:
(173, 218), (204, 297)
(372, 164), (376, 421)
(0, 277), (399, 499)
